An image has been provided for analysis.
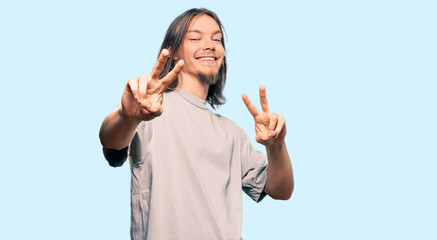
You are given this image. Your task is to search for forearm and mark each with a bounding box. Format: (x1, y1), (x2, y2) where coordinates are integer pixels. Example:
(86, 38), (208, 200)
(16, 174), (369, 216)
(265, 141), (294, 200)
(99, 107), (140, 150)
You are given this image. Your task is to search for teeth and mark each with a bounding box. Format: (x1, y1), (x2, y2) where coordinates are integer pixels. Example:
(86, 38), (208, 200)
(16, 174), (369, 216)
(198, 57), (215, 61)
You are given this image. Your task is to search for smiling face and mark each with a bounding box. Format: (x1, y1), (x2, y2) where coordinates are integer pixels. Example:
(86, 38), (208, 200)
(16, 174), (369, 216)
(174, 14), (225, 85)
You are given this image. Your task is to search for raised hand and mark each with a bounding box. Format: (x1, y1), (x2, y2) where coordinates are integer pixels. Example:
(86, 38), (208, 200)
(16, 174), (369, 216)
(242, 86), (287, 146)
(121, 49), (184, 122)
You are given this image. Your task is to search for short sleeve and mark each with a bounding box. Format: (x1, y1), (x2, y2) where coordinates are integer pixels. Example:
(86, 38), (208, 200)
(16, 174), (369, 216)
(239, 128), (268, 202)
(128, 121), (153, 167)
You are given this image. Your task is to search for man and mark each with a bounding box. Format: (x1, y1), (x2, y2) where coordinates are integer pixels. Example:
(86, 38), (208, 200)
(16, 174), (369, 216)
(99, 8), (294, 240)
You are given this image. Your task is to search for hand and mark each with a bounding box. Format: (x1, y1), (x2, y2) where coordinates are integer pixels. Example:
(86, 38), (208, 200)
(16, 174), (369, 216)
(242, 86), (286, 146)
(121, 49), (184, 122)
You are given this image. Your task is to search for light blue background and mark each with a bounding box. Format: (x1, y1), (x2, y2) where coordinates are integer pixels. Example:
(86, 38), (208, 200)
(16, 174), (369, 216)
(1, 0), (436, 239)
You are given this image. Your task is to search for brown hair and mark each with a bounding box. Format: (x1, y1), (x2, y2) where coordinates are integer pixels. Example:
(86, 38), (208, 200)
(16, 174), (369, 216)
(158, 8), (227, 109)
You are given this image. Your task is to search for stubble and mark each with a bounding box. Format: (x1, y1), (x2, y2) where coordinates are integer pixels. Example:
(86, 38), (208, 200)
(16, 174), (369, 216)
(197, 73), (219, 85)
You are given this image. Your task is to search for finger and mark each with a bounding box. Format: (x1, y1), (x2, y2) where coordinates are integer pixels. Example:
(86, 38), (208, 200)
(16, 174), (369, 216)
(127, 78), (139, 101)
(256, 131), (273, 145)
(269, 113), (278, 131)
(145, 102), (163, 116)
(242, 94), (259, 118)
(259, 86), (269, 113)
(160, 59), (184, 89)
(140, 99), (151, 109)
(138, 75), (147, 102)
(256, 123), (268, 134)
(150, 49), (170, 79)
(274, 116), (286, 138)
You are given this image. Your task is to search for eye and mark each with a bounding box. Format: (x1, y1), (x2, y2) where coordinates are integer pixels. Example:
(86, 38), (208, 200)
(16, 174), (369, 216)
(190, 38), (200, 41)
(213, 39), (222, 43)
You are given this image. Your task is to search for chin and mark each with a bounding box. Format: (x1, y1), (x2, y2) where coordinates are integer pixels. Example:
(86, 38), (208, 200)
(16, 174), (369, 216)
(197, 72), (219, 85)
(199, 67), (219, 76)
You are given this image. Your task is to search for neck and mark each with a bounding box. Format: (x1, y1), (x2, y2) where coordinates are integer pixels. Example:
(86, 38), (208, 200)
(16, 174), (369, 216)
(176, 73), (209, 100)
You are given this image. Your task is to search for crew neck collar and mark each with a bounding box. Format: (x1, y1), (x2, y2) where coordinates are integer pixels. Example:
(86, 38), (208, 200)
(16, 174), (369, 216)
(174, 88), (209, 110)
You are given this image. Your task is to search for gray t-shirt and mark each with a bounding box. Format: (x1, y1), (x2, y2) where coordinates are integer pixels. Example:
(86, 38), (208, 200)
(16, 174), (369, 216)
(128, 88), (268, 240)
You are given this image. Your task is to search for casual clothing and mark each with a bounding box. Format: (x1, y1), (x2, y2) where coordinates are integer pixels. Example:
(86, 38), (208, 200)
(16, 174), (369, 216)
(108, 89), (268, 240)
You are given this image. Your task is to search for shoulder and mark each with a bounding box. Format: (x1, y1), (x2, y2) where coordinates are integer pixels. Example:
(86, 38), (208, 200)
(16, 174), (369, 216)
(212, 113), (246, 137)
(163, 89), (178, 103)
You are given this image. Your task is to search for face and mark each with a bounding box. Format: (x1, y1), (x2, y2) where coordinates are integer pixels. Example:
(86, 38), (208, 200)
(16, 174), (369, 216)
(175, 14), (225, 84)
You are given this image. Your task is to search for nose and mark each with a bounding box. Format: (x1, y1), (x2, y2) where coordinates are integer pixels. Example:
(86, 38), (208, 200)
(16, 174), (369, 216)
(202, 39), (215, 51)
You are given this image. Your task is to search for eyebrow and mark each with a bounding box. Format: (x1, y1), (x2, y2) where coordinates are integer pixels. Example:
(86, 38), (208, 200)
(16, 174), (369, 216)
(187, 30), (222, 35)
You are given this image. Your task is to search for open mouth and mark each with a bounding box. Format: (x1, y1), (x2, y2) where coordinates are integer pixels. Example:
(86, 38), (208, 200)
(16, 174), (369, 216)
(196, 56), (217, 61)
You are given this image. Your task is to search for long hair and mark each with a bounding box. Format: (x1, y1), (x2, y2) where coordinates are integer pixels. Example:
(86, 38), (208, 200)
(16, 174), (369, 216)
(158, 8), (227, 109)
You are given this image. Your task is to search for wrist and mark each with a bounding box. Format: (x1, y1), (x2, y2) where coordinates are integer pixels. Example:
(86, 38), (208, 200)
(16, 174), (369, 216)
(266, 139), (285, 153)
(118, 107), (142, 126)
